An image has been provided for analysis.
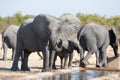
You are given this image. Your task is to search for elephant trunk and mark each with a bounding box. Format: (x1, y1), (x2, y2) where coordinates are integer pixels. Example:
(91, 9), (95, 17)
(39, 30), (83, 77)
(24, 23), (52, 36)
(112, 42), (119, 57)
(109, 29), (119, 57)
(50, 37), (62, 52)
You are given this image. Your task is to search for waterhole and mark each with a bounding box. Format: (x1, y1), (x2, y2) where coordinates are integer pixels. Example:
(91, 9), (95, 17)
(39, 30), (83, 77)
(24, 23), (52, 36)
(43, 70), (118, 80)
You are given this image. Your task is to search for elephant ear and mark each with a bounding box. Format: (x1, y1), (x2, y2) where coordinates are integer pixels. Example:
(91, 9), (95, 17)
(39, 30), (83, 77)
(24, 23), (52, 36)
(109, 28), (117, 44)
(57, 15), (81, 40)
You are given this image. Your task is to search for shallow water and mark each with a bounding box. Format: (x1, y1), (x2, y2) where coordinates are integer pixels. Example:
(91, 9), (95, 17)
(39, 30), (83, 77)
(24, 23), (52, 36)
(43, 70), (118, 80)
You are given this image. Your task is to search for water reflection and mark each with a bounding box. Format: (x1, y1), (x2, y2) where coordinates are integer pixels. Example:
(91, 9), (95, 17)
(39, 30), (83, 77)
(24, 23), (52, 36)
(43, 70), (114, 80)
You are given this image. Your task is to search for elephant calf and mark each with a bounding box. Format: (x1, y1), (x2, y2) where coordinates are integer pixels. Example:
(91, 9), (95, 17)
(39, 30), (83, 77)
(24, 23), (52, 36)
(53, 39), (81, 69)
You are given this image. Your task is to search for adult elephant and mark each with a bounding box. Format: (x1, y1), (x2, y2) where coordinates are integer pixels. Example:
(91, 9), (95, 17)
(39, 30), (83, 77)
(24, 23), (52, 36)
(1, 25), (19, 61)
(49, 15), (81, 70)
(53, 39), (81, 69)
(77, 23), (119, 68)
(11, 15), (61, 71)
(11, 14), (80, 72)
(1, 25), (43, 61)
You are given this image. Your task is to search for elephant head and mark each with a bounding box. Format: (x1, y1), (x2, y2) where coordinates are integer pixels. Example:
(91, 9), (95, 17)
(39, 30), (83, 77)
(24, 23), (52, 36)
(73, 40), (82, 53)
(68, 40), (82, 53)
(109, 28), (119, 57)
(32, 14), (63, 51)
(50, 15), (81, 52)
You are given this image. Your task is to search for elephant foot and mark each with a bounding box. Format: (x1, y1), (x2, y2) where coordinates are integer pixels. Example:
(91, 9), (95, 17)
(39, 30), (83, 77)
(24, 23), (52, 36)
(11, 66), (19, 71)
(96, 63), (103, 68)
(52, 65), (57, 70)
(68, 66), (72, 69)
(42, 68), (50, 72)
(96, 62), (107, 68)
(102, 63), (107, 68)
(60, 65), (63, 69)
(79, 61), (86, 68)
(96, 64), (101, 68)
(82, 60), (88, 65)
(21, 66), (30, 71)
(42, 69), (47, 72)
(63, 66), (68, 69)
(79, 63), (85, 68)
(50, 69), (54, 71)
(21, 68), (30, 71)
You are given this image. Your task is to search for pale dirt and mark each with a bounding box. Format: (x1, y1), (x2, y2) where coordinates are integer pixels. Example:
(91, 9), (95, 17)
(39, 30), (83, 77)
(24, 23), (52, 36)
(0, 34), (120, 80)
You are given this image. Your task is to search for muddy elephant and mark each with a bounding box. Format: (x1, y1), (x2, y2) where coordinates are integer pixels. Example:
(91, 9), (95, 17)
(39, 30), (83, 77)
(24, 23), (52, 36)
(53, 39), (81, 69)
(1, 25), (19, 61)
(49, 15), (81, 70)
(11, 14), (80, 72)
(77, 23), (119, 68)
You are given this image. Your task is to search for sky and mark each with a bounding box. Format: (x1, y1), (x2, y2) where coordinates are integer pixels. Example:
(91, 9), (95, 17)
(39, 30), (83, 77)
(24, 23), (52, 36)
(0, 0), (120, 17)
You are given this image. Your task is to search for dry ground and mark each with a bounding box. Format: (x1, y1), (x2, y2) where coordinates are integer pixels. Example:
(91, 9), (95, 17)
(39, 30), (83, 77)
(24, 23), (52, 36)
(0, 34), (120, 80)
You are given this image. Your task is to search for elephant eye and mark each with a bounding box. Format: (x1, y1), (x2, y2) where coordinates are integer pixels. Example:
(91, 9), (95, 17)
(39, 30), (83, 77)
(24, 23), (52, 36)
(46, 20), (50, 26)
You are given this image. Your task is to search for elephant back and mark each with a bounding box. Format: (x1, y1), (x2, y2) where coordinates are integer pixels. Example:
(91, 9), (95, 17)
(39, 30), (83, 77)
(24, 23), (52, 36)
(2, 25), (19, 48)
(21, 18), (34, 27)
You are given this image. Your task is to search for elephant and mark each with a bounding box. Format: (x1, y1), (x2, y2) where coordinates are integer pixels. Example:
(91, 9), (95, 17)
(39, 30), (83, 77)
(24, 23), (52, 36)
(11, 14), (61, 72)
(48, 14), (81, 71)
(77, 23), (119, 68)
(53, 39), (81, 69)
(11, 14), (80, 72)
(1, 25), (19, 61)
(1, 25), (43, 61)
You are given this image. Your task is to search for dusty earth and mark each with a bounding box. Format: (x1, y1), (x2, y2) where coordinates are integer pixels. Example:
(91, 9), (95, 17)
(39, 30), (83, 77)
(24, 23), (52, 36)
(0, 34), (120, 80)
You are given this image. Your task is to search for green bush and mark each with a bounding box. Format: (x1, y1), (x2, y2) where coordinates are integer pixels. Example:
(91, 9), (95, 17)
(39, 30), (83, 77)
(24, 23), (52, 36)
(0, 12), (120, 36)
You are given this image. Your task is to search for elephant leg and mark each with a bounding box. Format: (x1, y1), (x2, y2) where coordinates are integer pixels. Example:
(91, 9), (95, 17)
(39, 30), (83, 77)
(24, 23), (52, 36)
(3, 43), (8, 61)
(49, 50), (56, 71)
(63, 55), (69, 69)
(21, 50), (31, 71)
(96, 50), (103, 68)
(11, 49), (22, 71)
(60, 57), (64, 69)
(82, 51), (92, 67)
(52, 53), (57, 69)
(42, 46), (49, 72)
(68, 52), (73, 68)
(79, 50), (85, 67)
(11, 48), (15, 61)
(95, 50), (100, 67)
(11, 40), (23, 71)
(99, 46), (107, 68)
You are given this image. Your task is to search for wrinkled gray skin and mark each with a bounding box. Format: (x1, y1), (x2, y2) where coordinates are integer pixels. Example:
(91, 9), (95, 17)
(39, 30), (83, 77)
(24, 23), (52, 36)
(11, 14), (62, 72)
(77, 23), (119, 68)
(11, 14), (80, 72)
(1, 25), (19, 61)
(53, 40), (81, 69)
(49, 15), (81, 71)
(1, 25), (43, 61)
